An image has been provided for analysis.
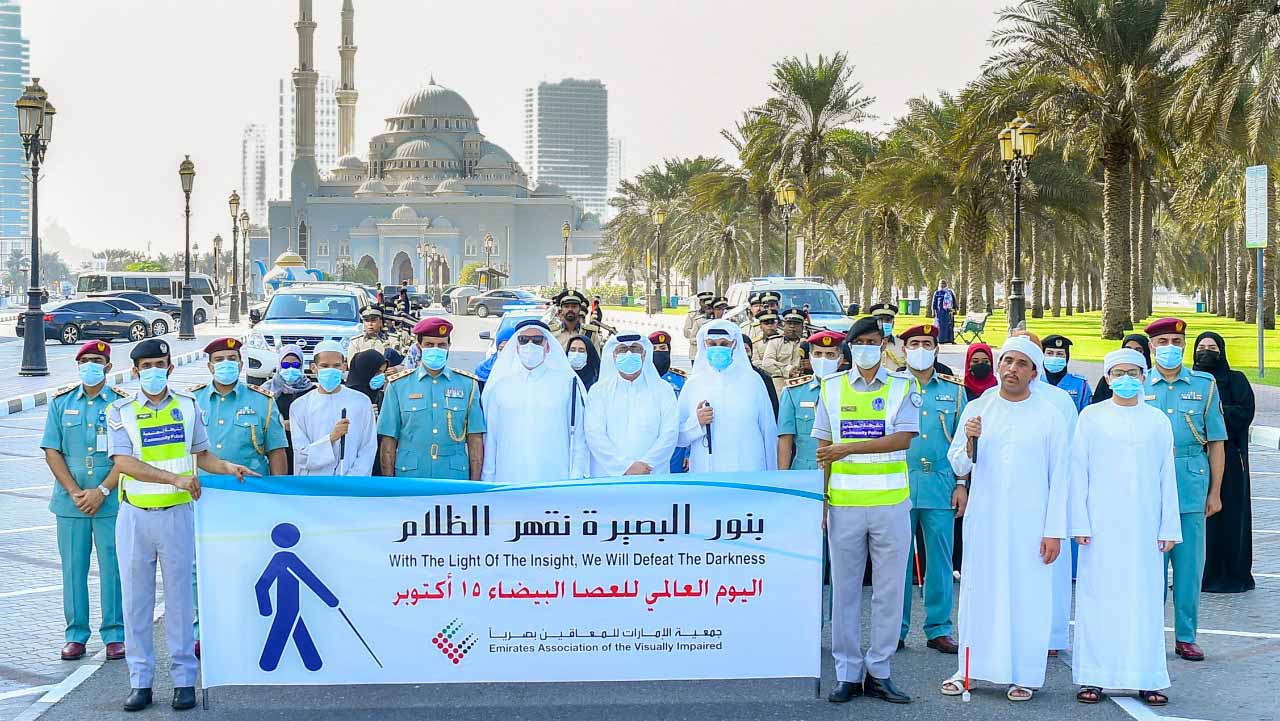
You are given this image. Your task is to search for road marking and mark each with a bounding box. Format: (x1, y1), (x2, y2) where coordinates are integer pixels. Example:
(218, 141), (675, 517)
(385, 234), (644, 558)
(1113, 696), (1212, 721)
(0, 579), (96, 600)
(0, 686), (51, 701)
(1254, 530), (1280, 535)
(1173, 626), (1280, 640)
(1256, 572), (1280, 579)
(1253, 496), (1280, 501)
(36, 661), (100, 703)
(0, 485), (48, 493)
(0, 524), (54, 535)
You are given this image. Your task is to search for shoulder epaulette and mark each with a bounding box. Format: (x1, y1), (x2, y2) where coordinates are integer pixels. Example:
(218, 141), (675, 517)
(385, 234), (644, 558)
(785, 374), (814, 388)
(248, 384), (273, 397)
(1190, 369), (1216, 382)
(452, 367), (478, 380)
(187, 382), (208, 393)
(387, 368), (414, 383)
(112, 386), (130, 398)
(169, 387), (195, 399)
(937, 373), (964, 386)
(667, 367), (688, 378)
(52, 385), (77, 399)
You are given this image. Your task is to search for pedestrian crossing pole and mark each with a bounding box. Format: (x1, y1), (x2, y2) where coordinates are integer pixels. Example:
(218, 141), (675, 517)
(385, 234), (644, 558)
(1245, 165), (1268, 379)
(1259, 247), (1265, 380)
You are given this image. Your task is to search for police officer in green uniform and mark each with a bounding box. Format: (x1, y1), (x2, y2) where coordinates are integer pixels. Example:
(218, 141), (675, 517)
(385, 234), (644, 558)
(896, 323), (966, 655)
(189, 337), (288, 653)
(777, 330), (843, 471)
(41, 340), (127, 662)
(378, 316), (486, 479)
(1143, 317), (1227, 663)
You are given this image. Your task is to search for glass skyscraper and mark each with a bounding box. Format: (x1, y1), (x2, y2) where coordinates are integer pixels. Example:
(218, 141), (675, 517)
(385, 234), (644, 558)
(524, 79), (608, 218)
(0, 0), (29, 261)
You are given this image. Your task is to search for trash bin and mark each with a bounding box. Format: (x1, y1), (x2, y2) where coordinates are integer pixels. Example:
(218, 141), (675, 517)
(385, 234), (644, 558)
(669, 296), (679, 309)
(847, 303), (860, 316)
(898, 299), (911, 315)
(1195, 301), (1206, 313)
(621, 295), (631, 307)
(906, 298), (921, 315)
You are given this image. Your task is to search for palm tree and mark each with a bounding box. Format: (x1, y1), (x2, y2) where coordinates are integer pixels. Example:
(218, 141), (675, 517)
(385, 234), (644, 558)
(689, 114), (782, 276)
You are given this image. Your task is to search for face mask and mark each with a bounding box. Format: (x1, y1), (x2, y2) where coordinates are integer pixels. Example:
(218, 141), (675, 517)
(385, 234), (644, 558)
(850, 345), (881, 370)
(517, 343), (546, 370)
(421, 347), (448, 371)
(368, 373), (386, 391)
(212, 360), (241, 385)
(1154, 345), (1183, 370)
(317, 367), (343, 392)
(139, 367), (169, 395)
(705, 345), (733, 371)
(906, 347), (936, 371)
(279, 367), (303, 385)
(1042, 356), (1067, 374)
(1194, 350), (1220, 370)
(78, 361), (106, 387)
(652, 350), (671, 376)
(881, 322), (894, 337)
(1110, 375), (1143, 399)
(810, 357), (838, 378)
(567, 351), (588, 370)
(969, 362), (992, 380)
(615, 351), (643, 375)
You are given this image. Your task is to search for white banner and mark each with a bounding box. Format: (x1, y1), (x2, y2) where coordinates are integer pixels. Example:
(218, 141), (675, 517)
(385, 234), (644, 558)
(194, 471), (824, 688)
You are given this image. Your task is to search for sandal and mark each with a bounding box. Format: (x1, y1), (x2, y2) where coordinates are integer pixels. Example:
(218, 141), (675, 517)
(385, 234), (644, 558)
(941, 679), (965, 696)
(1139, 690), (1168, 707)
(1007, 685), (1033, 702)
(1076, 686), (1103, 704)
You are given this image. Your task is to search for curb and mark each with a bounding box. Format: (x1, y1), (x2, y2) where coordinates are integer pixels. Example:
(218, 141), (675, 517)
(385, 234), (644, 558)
(0, 349), (205, 418)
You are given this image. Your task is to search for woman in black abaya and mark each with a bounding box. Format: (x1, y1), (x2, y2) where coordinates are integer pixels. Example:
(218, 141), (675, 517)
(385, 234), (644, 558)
(1193, 331), (1255, 593)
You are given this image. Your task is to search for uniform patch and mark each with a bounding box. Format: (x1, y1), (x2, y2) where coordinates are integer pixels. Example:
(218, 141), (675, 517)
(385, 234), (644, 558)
(909, 392), (923, 408)
(444, 388), (464, 399)
(140, 424), (185, 446)
(171, 407), (183, 422)
(936, 394), (954, 402)
(800, 401), (816, 408)
(1181, 392), (1202, 401)
(408, 393), (423, 400)
(872, 397), (886, 412)
(64, 408), (80, 416)
(840, 419), (886, 439)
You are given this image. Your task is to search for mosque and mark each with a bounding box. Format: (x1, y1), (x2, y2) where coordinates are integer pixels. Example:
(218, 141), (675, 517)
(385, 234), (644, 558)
(260, 0), (602, 289)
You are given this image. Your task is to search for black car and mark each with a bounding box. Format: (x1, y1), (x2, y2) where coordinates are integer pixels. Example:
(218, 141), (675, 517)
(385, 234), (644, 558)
(17, 300), (150, 344)
(465, 289), (549, 318)
(97, 291), (182, 320)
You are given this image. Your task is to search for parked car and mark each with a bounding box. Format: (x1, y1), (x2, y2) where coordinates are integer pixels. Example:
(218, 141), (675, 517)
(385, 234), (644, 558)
(97, 297), (172, 337)
(243, 286), (369, 385)
(723, 277), (854, 335)
(16, 300), (150, 344)
(441, 285), (480, 313)
(466, 288), (549, 318)
(91, 291), (182, 321)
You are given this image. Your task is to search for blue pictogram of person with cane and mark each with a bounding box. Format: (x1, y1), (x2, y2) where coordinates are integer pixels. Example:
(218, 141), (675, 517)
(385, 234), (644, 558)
(256, 523), (382, 672)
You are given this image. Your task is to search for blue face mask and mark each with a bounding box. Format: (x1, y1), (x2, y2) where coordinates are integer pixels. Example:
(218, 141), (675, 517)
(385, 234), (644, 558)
(212, 360), (241, 386)
(706, 345), (733, 371)
(279, 367), (303, 385)
(317, 367), (343, 392)
(1154, 345), (1183, 370)
(139, 367), (169, 395)
(421, 347), (448, 371)
(1110, 375), (1144, 399)
(881, 322), (894, 337)
(615, 351), (643, 375)
(368, 373), (386, 390)
(1043, 356), (1067, 373)
(78, 361), (106, 387)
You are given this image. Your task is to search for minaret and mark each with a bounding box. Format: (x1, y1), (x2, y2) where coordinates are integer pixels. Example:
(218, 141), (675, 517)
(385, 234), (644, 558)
(336, 0), (358, 159)
(293, 0), (318, 161)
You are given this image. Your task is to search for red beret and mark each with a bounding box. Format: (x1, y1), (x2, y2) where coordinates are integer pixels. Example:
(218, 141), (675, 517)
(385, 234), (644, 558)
(76, 340), (111, 361)
(1144, 317), (1186, 338)
(203, 337), (243, 355)
(898, 323), (940, 342)
(648, 331), (671, 346)
(806, 330), (845, 348)
(413, 316), (453, 337)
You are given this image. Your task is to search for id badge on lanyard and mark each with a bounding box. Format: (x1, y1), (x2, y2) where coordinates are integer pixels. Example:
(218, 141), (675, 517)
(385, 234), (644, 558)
(96, 411), (108, 452)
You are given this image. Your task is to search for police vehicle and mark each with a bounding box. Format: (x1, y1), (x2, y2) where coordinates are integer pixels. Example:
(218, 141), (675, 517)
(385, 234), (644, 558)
(243, 285), (370, 384)
(724, 277), (854, 334)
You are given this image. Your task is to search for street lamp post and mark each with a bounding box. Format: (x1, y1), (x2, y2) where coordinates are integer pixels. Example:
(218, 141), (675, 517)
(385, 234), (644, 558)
(561, 222), (571, 290)
(239, 211), (250, 315)
(15, 78), (54, 376)
(178, 156), (196, 339)
(228, 191), (241, 324)
(998, 112), (1039, 331)
(652, 207), (666, 315)
(213, 234), (222, 326)
(483, 232), (496, 290)
(775, 179), (797, 277)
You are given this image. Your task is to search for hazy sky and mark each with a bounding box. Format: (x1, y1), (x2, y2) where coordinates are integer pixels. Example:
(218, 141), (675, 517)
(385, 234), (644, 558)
(22, 0), (1010, 262)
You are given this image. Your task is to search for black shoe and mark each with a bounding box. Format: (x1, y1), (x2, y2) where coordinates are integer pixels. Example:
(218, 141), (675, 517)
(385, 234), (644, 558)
(123, 688), (152, 712)
(827, 681), (863, 703)
(172, 686), (197, 711)
(897, 639), (906, 650)
(865, 675), (911, 704)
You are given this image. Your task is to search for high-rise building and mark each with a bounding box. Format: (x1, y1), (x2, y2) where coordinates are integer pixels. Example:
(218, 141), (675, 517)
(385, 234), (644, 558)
(523, 78), (608, 218)
(0, 0), (30, 261)
(276, 73), (337, 200)
(606, 136), (624, 220)
(241, 124), (268, 222)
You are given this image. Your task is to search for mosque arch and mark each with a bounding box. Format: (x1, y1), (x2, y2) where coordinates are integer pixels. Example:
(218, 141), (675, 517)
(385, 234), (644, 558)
(357, 254), (378, 279)
(391, 251), (414, 285)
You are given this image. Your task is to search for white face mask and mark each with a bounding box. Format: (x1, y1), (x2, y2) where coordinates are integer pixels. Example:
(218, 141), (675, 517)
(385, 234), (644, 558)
(567, 350), (588, 370)
(810, 357), (839, 378)
(517, 342), (546, 370)
(850, 344), (881, 370)
(906, 347), (937, 371)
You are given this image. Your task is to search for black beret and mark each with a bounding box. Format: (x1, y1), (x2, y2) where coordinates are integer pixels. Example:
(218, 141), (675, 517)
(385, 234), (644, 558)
(847, 316), (884, 341)
(130, 338), (171, 362)
(1042, 334), (1072, 350)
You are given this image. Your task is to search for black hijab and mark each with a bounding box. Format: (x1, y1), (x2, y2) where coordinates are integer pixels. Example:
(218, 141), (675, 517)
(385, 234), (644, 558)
(1122, 333), (1152, 367)
(346, 349), (388, 405)
(1193, 331), (1230, 379)
(568, 334), (601, 389)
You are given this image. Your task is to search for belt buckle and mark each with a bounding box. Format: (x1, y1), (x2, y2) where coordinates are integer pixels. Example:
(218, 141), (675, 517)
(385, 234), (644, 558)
(430, 443), (439, 460)
(85, 456), (95, 470)
(920, 458), (932, 473)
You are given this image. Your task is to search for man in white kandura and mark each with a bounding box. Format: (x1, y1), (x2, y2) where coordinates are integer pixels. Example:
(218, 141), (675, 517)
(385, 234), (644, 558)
(482, 319), (588, 483)
(289, 340), (377, 475)
(585, 332), (679, 476)
(942, 335), (1069, 702)
(676, 320), (778, 473)
(1070, 348), (1181, 708)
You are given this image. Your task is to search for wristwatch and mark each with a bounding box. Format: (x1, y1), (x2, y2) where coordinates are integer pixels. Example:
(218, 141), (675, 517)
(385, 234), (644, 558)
(97, 485), (109, 498)
(955, 478), (968, 489)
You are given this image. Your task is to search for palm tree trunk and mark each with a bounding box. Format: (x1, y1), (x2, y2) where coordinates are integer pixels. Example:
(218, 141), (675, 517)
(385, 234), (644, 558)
(1029, 221), (1043, 318)
(758, 207), (768, 278)
(860, 224), (873, 308)
(1101, 142), (1132, 339)
(1141, 184), (1156, 318)
(1226, 231), (1237, 318)
(1246, 243), (1258, 323)
(963, 218), (984, 312)
(1209, 249), (1221, 316)
(1130, 163), (1144, 322)
(877, 214), (898, 305)
(1218, 240), (1229, 317)
(1233, 225), (1246, 320)
(1264, 170), (1277, 329)
(984, 261), (995, 314)
(958, 244), (970, 316)
(1051, 234), (1062, 317)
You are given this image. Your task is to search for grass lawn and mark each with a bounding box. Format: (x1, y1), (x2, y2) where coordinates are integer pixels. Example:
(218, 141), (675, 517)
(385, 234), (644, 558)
(903, 307), (1280, 385)
(603, 304), (688, 316)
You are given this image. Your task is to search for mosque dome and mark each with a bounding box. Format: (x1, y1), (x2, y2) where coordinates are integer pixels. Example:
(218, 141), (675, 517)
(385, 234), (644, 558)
(354, 178), (389, 196)
(435, 178), (467, 194)
(391, 139), (458, 162)
(395, 80), (476, 119)
(475, 153), (511, 170)
(390, 205), (419, 221)
(432, 216), (454, 230)
(394, 179), (431, 196)
(532, 181), (567, 196)
(275, 251), (306, 267)
(337, 155), (365, 169)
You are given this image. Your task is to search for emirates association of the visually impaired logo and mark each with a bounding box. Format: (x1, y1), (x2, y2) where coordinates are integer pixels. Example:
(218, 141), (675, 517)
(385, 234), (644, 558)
(433, 619), (477, 665)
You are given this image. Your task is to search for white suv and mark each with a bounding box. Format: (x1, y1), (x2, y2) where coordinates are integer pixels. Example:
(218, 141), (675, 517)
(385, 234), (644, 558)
(724, 277), (854, 334)
(244, 286), (368, 384)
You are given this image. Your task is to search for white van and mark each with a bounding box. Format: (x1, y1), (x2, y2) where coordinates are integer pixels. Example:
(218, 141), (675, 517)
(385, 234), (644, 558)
(75, 272), (218, 324)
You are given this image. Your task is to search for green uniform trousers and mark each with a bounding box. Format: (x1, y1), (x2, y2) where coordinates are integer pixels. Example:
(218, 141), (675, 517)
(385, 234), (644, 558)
(900, 508), (954, 640)
(56, 515), (124, 644)
(1167, 511), (1205, 643)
